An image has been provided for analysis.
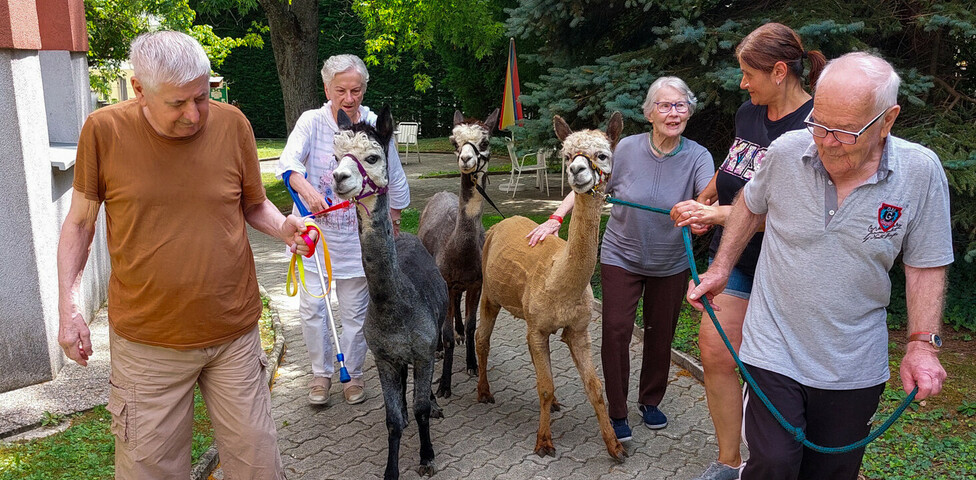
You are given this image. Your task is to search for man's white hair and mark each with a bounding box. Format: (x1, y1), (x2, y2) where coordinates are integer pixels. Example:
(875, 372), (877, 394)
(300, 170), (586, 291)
(130, 31), (211, 92)
(818, 52), (901, 113)
(321, 54), (370, 89)
(642, 76), (698, 118)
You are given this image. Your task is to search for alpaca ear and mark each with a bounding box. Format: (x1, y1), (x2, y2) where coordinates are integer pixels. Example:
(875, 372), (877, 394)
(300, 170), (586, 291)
(484, 108), (500, 132)
(454, 110), (465, 126)
(376, 105), (395, 146)
(337, 109), (353, 129)
(606, 111), (624, 149)
(553, 115), (572, 141)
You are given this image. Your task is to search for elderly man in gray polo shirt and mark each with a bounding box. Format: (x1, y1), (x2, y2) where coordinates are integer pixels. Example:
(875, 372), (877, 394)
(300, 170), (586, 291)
(687, 51), (952, 479)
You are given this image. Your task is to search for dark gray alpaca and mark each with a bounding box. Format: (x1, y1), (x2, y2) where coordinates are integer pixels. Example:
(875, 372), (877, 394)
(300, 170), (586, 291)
(417, 108), (498, 398)
(331, 106), (447, 479)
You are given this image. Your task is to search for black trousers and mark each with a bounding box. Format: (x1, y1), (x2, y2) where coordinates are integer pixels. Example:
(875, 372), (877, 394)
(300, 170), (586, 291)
(741, 364), (885, 480)
(600, 264), (688, 419)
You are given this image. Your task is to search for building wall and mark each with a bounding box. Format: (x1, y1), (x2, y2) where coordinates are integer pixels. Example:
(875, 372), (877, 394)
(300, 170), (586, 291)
(0, 0), (107, 392)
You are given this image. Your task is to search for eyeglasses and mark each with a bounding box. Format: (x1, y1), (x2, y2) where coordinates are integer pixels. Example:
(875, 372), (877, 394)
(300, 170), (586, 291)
(654, 102), (689, 114)
(804, 108), (889, 145)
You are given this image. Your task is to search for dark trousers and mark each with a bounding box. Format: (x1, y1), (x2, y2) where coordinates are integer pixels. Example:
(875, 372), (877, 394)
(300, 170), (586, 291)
(742, 364), (885, 480)
(600, 263), (688, 419)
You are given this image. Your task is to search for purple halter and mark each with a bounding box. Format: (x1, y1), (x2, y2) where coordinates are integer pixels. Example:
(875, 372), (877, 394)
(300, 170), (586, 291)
(342, 153), (389, 217)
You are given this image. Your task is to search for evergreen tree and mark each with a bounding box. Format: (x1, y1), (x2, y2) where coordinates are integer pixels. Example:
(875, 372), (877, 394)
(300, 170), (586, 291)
(508, 0), (976, 264)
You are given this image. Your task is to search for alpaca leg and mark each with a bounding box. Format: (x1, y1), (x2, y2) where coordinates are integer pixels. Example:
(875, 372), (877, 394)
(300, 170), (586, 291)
(376, 361), (408, 480)
(436, 290), (458, 398)
(526, 330), (557, 457)
(413, 357), (437, 477)
(562, 328), (626, 460)
(476, 298), (501, 403)
(463, 286), (480, 375)
(452, 293), (464, 342)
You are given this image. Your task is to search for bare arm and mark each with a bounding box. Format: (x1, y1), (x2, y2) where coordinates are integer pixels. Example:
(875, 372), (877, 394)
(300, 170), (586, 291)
(526, 191), (575, 246)
(243, 199), (315, 256)
(686, 192), (763, 311)
(57, 190), (101, 366)
(696, 172), (718, 205)
(286, 172), (329, 214)
(899, 264), (948, 400)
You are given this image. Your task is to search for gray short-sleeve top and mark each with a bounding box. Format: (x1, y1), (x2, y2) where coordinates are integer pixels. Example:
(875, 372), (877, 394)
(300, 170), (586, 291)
(600, 133), (714, 276)
(739, 130), (953, 389)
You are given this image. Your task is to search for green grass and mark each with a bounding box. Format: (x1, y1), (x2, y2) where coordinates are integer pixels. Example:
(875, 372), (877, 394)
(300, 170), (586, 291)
(0, 299), (278, 479)
(262, 172), (293, 213)
(0, 391), (214, 480)
(418, 164), (513, 179)
(256, 139), (286, 159)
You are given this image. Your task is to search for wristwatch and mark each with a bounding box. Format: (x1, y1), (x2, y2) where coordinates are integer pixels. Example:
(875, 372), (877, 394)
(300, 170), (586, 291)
(908, 332), (943, 349)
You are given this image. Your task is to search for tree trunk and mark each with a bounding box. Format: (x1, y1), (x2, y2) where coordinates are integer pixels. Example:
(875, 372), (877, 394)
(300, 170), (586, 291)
(257, 0), (319, 133)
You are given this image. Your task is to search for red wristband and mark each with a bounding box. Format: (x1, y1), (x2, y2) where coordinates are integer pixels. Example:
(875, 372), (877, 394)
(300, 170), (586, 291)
(549, 214), (564, 224)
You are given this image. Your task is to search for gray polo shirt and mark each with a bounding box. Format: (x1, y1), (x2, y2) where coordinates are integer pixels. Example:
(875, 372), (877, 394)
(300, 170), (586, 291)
(601, 133), (714, 276)
(739, 130), (953, 390)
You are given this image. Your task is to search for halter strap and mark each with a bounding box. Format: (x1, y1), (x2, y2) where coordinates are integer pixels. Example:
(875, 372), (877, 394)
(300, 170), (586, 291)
(569, 151), (610, 195)
(342, 153), (389, 216)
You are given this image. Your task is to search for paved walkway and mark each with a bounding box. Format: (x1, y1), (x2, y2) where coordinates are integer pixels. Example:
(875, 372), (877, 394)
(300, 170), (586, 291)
(248, 226), (718, 480)
(244, 152), (721, 479)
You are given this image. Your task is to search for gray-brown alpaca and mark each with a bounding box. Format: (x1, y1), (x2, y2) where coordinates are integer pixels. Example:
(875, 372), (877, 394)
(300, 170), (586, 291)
(332, 106), (448, 480)
(476, 113), (626, 460)
(418, 108), (499, 398)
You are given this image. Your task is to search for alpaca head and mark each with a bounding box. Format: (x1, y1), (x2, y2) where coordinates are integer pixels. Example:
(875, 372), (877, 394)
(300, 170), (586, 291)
(450, 108), (499, 174)
(332, 105), (395, 200)
(554, 112), (623, 194)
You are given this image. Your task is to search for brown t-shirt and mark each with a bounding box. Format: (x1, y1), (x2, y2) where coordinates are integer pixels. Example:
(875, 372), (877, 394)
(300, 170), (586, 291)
(73, 99), (266, 348)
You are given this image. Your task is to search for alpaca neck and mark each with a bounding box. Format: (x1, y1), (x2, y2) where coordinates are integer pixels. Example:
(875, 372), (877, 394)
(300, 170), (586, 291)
(550, 192), (601, 292)
(355, 193), (400, 302)
(457, 172), (484, 233)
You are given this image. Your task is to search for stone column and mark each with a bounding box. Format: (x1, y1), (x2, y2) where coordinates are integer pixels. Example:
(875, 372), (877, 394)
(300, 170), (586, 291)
(0, 0), (108, 392)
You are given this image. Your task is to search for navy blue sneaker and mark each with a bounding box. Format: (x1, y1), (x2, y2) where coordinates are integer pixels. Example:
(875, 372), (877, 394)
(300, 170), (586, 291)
(639, 404), (668, 429)
(611, 417), (632, 442)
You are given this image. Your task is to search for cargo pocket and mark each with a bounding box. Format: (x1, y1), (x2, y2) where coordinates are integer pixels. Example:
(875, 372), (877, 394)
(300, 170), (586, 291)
(106, 382), (135, 448)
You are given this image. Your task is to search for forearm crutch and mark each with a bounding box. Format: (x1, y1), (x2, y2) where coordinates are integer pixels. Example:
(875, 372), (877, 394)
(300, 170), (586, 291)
(283, 171), (351, 383)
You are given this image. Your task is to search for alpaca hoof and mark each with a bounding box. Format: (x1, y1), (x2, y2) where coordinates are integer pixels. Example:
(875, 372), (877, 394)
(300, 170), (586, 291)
(435, 384), (452, 398)
(550, 400), (561, 412)
(430, 405), (444, 419)
(434, 350), (444, 360)
(466, 367), (477, 377)
(608, 440), (627, 461)
(534, 444), (556, 457)
(417, 463), (436, 477)
(477, 392), (495, 404)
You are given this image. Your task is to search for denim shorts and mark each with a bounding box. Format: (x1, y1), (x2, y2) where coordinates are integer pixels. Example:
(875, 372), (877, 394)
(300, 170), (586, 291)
(708, 257), (753, 300)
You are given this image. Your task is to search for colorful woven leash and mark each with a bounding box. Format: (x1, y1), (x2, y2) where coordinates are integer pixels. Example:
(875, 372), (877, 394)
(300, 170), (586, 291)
(286, 220), (333, 298)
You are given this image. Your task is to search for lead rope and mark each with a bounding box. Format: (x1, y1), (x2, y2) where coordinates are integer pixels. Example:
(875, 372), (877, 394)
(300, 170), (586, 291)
(603, 194), (917, 454)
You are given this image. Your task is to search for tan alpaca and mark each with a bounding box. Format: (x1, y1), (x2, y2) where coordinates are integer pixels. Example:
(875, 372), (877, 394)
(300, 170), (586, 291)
(476, 112), (626, 460)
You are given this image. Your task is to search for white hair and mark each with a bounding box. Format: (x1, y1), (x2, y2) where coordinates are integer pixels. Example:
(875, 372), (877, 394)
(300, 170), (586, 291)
(642, 76), (698, 118)
(818, 52), (900, 112)
(321, 54), (370, 89)
(130, 31), (211, 92)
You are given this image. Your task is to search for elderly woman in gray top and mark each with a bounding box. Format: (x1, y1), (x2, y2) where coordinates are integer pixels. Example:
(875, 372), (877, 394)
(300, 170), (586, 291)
(527, 76), (714, 441)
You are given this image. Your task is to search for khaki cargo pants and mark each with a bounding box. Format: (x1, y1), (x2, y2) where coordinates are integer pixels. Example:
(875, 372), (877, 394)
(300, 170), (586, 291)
(108, 326), (283, 479)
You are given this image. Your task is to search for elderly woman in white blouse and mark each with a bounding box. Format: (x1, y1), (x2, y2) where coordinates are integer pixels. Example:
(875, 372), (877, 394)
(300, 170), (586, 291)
(276, 54), (410, 406)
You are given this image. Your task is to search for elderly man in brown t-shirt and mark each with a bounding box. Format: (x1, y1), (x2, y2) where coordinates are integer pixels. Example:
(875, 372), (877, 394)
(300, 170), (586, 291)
(56, 31), (310, 479)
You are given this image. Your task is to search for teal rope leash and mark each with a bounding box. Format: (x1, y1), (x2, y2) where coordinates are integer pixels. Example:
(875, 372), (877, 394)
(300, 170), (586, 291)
(604, 194), (918, 454)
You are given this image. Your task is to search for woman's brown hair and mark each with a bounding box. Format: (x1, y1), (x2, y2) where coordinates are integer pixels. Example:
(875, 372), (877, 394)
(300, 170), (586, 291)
(736, 22), (826, 88)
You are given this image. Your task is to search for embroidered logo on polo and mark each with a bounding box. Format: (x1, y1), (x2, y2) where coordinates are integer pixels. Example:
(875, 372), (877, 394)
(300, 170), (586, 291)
(878, 203), (903, 232)
(862, 203), (904, 243)
(719, 138), (765, 181)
